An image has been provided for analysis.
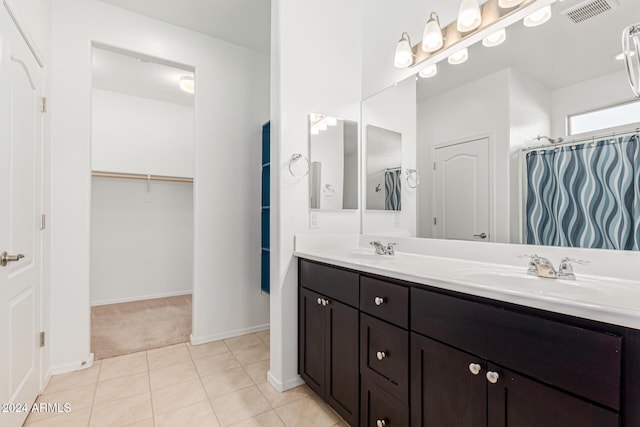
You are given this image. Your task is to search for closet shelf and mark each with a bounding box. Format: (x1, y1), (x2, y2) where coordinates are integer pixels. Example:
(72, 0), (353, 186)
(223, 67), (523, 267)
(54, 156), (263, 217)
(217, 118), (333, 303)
(92, 171), (193, 183)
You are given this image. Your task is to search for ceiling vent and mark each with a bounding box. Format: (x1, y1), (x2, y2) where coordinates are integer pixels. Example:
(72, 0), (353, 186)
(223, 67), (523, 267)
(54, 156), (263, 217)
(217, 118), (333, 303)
(561, 0), (619, 24)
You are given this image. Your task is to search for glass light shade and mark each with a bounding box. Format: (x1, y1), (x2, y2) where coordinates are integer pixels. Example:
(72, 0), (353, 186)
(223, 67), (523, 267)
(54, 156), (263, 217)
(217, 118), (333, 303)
(418, 64), (438, 78)
(482, 28), (506, 47)
(457, 0), (482, 32)
(422, 12), (443, 53)
(310, 127), (319, 135)
(318, 121), (328, 131)
(524, 5), (552, 27)
(326, 116), (338, 126)
(498, 0), (525, 8)
(448, 48), (469, 65)
(616, 51), (636, 61)
(179, 76), (194, 94)
(394, 33), (414, 68)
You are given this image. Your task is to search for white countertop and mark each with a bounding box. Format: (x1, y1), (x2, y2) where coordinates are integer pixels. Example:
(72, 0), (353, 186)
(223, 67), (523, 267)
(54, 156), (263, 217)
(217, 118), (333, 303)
(294, 235), (640, 330)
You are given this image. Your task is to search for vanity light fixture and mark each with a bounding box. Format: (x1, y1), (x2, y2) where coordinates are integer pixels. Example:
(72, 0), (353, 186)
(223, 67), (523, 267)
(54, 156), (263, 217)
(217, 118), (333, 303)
(524, 5), (552, 27)
(179, 76), (194, 94)
(615, 50), (636, 61)
(482, 28), (507, 47)
(418, 64), (438, 78)
(394, 32), (414, 68)
(422, 12), (444, 53)
(499, 0), (525, 8)
(448, 48), (469, 65)
(457, 0), (483, 32)
(326, 116), (338, 126)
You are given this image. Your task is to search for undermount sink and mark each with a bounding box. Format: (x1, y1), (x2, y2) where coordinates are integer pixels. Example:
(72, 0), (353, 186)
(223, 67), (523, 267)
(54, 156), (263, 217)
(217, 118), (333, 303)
(327, 248), (399, 262)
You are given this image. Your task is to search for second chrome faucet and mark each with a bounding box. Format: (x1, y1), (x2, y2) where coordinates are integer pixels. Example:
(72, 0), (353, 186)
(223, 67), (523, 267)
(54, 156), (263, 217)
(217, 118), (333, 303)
(370, 241), (397, 256)
(523, 255), (589, 280)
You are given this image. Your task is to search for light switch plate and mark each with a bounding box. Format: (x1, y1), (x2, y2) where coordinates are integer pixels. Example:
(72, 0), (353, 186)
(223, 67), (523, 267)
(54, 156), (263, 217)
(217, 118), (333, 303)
(310, 211), (319, 229)
(392, 213), (400, 227)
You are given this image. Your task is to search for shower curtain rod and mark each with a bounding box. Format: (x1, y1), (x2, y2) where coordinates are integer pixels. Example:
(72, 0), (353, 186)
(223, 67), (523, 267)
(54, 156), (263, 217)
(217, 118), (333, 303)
(522, 127), (640, 153)
(92, 171), (194, 183)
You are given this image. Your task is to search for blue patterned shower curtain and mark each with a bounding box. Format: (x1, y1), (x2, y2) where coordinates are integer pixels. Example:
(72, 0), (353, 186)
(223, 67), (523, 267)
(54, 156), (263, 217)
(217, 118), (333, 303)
(525, 134), (640, 250)
(385, 169), (401, 210)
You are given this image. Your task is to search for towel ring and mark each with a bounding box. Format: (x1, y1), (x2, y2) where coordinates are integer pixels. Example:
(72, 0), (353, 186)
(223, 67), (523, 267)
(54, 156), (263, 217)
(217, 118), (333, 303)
(405, 169), (420, 189)
(622, 24), (640, 98)
(289, 154), (310, 177)
(323, 184), (335, 198)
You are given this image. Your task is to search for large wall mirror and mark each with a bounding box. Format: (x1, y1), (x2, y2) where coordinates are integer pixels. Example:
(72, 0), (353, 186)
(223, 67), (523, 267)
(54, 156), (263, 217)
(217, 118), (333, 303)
(366, 0), (640, 250)
(309, 114), (359, 210)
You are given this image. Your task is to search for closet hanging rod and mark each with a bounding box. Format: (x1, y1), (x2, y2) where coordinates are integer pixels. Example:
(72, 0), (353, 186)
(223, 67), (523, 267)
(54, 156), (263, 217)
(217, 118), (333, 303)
(92, 171), (193, 183)
(522, 128), (640, 153)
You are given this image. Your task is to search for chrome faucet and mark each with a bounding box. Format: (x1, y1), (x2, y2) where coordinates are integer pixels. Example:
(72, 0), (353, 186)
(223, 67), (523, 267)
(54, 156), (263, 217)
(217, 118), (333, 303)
(557, 257), (590, 280)
(369, 241), (397, 256)
(524, 255), (557, 279)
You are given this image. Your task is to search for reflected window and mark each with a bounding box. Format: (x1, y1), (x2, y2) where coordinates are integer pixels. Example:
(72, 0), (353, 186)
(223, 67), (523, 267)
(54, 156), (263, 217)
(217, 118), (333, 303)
(568, 100), (640, 135)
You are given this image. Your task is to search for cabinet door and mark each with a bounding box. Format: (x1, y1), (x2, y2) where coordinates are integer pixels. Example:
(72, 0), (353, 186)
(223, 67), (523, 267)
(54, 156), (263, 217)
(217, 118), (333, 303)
(299, 288), (326, 397)
(411, 333), (486, 427)
(487, 365), (619, 427)
(326, 298), (359, 426)
(361, 379), (409, 427)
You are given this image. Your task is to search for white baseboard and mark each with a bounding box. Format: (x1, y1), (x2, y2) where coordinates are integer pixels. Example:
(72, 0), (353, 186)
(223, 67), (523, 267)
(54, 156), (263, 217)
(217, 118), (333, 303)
(91, 290), (192, 307)
(190, 323), (270, 345)
(50, 353), (95, 376)
(267, 371), (304, 392)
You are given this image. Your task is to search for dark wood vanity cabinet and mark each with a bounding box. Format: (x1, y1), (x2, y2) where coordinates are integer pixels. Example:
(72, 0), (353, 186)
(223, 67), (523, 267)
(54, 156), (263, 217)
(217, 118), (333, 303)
(298, 262), (359, 426)
(298, 259), (640, 426)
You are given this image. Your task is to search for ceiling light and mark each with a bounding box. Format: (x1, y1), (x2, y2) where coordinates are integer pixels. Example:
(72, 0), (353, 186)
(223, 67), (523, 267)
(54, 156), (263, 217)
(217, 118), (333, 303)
(394, 32), (414, 68)
(482, 28), (507, 47)
(457, 0), (482, 33)
(418, 64), (438, 78)
(523, 5), (552, 27)
(498, 0), (525, 8)
(326, 116), (338, 126)
(422, 12), (444, 53)
(179, 76), (194, 94)
(448, 48), (469, 65)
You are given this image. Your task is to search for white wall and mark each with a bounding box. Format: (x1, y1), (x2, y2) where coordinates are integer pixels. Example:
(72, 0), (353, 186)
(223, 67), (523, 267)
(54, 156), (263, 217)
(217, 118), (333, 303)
(362, 77), (417, 235)
(269, 0), (363, 391)
(551, 70), (634, 137)
(91, 89), (195, 177)
(50, 0), (269, 372)
(90, 178), (193, 305)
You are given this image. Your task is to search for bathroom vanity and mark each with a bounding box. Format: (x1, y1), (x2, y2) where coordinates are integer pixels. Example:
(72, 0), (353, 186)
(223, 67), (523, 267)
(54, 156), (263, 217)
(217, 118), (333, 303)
(296, 244), (640, 427)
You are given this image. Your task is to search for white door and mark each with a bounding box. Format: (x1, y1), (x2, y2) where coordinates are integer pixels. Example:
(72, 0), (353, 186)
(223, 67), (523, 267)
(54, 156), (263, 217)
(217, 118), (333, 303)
(0, 6), (43, 427)
(433, 137), (490, 241)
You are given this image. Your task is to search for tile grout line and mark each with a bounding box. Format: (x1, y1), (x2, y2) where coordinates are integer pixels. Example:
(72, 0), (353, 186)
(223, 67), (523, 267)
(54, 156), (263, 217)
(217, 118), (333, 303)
(144, 350), (156, 427)
(86, 360), (103, 427)
(190, 341), (223, 426)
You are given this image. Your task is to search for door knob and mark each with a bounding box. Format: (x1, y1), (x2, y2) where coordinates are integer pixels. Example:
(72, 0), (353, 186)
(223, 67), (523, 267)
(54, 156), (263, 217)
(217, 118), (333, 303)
(1, 252), (25, 267)
(473, 233), (487, 239)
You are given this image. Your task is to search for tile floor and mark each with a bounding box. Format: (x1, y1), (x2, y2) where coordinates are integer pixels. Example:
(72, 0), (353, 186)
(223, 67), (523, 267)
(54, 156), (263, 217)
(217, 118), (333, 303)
(24, 331), (348, 427)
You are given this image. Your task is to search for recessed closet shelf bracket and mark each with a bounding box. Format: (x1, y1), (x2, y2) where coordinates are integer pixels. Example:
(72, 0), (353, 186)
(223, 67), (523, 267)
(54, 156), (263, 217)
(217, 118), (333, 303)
(92, 171), (194, 183)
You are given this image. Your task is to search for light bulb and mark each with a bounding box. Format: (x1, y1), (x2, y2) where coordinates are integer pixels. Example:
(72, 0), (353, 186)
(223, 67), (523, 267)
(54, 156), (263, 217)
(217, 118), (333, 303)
(524, 5), (552, 27)
(448, 48), (469, 65)
(457, 0), (482, 32)
(310, 127), (319, 135)
(498, 0), (524, 8)
(318, 121), (328, 132)
(418, 64), (438, 78)
(482, 28), (506, 47)
(326, 116), (338, 126)
(394, 33), (414, 68)
(422, 12), (443, 53)
(179, 76), (194, 94)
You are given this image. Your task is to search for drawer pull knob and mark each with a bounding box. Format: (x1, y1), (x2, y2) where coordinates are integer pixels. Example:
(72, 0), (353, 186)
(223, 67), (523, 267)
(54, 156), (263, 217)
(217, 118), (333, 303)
(376, 351), (387, 361)
(376, 420), (387, 427)
(321, 299), (329, 306)
(486, 371), (500, 384)
(468, 363), (481, 375)
(317, 298), (322, 305)
(374, 296), (385, 306)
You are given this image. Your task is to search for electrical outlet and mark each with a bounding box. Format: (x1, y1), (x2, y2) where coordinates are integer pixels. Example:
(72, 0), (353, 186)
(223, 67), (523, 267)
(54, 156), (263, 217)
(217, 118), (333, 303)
(310, 211), (319, 229)
(392, 213), (400, 227)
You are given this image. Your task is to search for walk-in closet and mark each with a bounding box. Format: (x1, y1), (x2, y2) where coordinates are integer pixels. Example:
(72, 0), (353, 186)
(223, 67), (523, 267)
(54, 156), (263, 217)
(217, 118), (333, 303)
(90, 45), (195, 360)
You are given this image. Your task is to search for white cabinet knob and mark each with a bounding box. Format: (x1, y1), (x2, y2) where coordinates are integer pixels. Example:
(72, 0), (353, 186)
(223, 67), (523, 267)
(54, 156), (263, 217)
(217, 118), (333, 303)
(374, 296), (385, 306)
(317, 298), (322, 305)
(376, 419), (387, 427)
(486, 371), (499, 384)
(376, 351), (387, 361)
(468, 363), (481, 375)
(321, 299), (329, 306)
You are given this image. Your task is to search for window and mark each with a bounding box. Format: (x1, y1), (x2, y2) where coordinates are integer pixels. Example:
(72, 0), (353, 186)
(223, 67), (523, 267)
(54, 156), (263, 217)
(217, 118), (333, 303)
(568, 100), (640, 136)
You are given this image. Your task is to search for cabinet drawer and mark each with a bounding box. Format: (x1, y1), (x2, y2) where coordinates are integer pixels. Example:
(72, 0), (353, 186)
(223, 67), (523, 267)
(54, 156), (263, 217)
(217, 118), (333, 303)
(360, 277), (409, 329)
(299, 259), (359, 307)
(361, 379), (409, 427)
(360, 313), (409, 404)
(486, 307), (622, 410)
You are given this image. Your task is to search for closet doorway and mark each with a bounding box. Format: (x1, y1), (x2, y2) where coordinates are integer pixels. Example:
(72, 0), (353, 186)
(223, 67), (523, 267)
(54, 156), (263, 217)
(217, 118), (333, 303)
(89, 45), (195, 360)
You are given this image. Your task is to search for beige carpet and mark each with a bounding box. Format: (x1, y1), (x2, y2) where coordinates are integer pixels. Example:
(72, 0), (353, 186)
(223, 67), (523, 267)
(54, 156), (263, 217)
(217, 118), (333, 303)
(91, 294), (192, 360)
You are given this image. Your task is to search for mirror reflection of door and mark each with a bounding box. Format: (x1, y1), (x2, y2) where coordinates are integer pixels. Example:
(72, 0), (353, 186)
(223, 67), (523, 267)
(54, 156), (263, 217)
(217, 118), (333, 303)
(366, 125), (402, 211)
(433, 137), (490, 241)
(90, 45), (195, 360)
